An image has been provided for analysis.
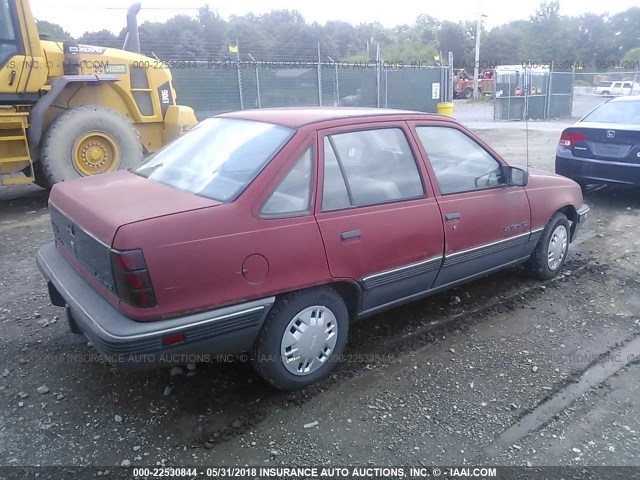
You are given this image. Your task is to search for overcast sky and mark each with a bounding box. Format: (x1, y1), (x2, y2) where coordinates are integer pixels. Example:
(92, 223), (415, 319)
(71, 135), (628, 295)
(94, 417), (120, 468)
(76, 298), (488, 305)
(30, 0), (639, 37)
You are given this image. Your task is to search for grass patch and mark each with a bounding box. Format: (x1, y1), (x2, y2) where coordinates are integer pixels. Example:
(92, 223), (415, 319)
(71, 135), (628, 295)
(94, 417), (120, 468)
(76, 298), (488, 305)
(466, 95), (494, 103)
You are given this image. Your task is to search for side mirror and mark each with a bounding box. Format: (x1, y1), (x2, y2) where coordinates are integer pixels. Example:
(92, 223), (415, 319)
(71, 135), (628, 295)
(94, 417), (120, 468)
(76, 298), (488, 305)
(502, 165), (528, 186)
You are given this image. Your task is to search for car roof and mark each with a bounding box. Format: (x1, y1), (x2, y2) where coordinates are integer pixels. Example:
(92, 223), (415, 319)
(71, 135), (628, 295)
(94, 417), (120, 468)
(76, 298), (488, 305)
(215, 107), (450, 128)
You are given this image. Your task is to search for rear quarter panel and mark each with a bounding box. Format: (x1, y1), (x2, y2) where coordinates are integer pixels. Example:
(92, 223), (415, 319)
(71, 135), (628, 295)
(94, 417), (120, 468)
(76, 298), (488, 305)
(114, 204), (330, 321)
(112, 130), (332, 321)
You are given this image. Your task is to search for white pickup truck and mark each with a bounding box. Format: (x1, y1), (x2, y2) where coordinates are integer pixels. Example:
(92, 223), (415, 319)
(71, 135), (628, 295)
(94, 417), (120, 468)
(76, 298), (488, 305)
(594, 81), (640, 96)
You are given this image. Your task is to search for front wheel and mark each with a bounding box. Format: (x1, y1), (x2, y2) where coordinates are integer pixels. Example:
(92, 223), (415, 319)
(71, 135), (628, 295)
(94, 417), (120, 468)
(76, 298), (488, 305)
(529, 212), (570, 280)
(251, 286), (349, 391)
(463, 88), (473, 99)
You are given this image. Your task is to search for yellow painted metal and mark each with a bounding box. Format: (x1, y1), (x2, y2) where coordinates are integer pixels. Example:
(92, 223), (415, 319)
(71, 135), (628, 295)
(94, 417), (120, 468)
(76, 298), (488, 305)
(72, 131), (122, 176)
(2, 175), (35, 185)
(163, 105), (199, 144)
(0, 135), (26, 141)
(0, 112), (34, 184)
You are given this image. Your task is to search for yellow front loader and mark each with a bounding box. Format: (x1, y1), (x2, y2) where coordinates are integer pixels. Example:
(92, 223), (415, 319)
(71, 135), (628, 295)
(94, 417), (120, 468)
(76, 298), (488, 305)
(0, 0), (197, 187)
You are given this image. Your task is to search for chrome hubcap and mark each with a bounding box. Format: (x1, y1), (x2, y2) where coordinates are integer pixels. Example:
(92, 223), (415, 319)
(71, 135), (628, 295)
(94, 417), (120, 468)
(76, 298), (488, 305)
(547, 225), (568, 271)
(280, 305), (338, 376)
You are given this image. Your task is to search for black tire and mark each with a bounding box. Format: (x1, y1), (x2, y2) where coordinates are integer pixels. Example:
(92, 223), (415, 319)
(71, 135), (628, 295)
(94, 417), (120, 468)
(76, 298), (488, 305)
(463, 88), (473, 99)
(529, 212), (571, 280)
(32, 161), (51, 190)
(250, 286), (349, 391)
(40, 105), (143, 185)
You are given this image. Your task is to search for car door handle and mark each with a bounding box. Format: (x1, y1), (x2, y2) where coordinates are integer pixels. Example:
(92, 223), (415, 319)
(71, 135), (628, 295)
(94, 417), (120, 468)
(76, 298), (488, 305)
(340, 230), (361, 240)
(444, 213), (461, 221)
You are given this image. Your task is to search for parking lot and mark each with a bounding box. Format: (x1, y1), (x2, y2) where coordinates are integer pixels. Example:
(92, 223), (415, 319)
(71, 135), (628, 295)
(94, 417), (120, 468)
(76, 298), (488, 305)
(1, 104), (639, 470)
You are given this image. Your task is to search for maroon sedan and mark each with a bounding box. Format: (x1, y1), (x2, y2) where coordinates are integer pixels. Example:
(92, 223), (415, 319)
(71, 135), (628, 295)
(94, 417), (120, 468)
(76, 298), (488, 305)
(37, 108), (589, 390)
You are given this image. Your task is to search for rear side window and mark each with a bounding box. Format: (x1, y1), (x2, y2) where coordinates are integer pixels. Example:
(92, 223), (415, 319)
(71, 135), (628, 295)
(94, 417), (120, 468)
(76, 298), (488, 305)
(135, 118), (294, 202)
(322, 138), (351, 211)
(261, 147), (313, 216)
(322, 127), (424, 210)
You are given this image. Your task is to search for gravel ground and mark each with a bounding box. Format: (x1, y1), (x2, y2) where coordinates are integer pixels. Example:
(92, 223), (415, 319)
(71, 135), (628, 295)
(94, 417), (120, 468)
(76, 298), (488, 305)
(1, 112), (639, 476)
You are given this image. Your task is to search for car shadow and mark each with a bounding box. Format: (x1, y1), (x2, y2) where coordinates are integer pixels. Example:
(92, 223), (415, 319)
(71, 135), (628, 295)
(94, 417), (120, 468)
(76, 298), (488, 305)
(65, 257), (587, 450)
(583, 184), (640, 210)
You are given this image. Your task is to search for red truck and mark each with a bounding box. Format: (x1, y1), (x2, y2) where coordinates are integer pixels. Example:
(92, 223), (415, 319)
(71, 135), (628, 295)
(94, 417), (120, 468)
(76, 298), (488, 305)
(454, 69), (495, 99)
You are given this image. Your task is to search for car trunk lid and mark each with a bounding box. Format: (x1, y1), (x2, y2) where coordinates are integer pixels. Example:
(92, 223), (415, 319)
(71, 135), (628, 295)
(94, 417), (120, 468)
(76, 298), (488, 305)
(567, 123), (640, 163)
(49, 171), (219, 245)
(48, 171), (219, 295)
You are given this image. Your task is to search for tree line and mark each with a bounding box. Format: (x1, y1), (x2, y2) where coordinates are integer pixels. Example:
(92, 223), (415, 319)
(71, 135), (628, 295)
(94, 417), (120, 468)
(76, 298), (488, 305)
(36, 1), (640, 70)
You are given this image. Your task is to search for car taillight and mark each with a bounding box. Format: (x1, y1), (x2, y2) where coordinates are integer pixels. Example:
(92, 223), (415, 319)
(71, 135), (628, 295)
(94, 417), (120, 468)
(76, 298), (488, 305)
(559, 131), (586, 147)
(110, 249), (157, 308)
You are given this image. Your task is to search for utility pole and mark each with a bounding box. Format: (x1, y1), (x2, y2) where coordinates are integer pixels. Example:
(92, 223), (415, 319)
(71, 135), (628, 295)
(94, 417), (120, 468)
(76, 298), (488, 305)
(473, 14), (487, 98)
(247, 53), (260, 108)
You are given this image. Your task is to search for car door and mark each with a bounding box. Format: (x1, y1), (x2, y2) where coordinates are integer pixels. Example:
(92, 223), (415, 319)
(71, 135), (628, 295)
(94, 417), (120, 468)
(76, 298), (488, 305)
(410, 122), (531, 289)
(314, 122), (445, 315)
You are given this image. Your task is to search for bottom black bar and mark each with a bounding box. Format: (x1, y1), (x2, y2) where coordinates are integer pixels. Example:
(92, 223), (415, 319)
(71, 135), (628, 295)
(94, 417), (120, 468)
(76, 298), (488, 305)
(0, 466), (637, 480)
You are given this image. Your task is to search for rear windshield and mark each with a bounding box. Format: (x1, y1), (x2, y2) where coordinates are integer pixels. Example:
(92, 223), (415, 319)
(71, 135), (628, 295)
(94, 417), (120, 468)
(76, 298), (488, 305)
(582, 101), (640, 124)
(135, 118), (294, 202)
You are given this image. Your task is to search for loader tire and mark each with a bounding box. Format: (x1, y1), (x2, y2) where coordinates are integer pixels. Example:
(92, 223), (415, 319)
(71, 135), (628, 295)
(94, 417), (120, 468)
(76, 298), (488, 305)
(32, 161), (51, 190)
(41, 105), (143, 185)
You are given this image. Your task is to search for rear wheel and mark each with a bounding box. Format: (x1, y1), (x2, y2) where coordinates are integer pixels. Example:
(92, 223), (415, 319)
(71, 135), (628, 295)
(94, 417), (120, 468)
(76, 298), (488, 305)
(463, 88), (473, 99)
(251, 286), (349, 391)
(529, 212), (570, 280)
(40, 105), (143, 185)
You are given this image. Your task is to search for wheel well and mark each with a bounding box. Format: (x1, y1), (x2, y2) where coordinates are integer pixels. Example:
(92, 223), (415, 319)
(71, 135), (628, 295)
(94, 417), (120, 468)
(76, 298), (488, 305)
(327, 281), (361, 320)
(275, 282), (362, 321)
(558, 205), (578, 240)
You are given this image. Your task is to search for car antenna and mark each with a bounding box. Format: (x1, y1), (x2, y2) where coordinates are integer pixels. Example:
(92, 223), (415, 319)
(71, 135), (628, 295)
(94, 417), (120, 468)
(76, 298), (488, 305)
(524, 66), (530, 175)
(525, 100), (530, 174)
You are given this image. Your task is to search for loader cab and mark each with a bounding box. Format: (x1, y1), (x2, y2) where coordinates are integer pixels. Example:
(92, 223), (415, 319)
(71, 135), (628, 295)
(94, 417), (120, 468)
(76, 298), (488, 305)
(0, 0), (47, 98)
(0, 0), (20, 69)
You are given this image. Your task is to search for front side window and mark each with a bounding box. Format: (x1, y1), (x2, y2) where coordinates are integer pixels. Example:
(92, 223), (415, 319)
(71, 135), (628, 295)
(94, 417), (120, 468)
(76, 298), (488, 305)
(322, 127), (424, 210)
(261, 147), (312, 216)
(135, 118), (294, 202)
(416, 126), (503, 195)
(0, 0), (18, 65)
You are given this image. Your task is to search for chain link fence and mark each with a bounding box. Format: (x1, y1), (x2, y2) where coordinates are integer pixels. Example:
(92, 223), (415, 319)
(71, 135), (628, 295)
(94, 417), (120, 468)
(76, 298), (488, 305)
(492, 67), (640, 121)
(171, 60), (453, 120)
(493, 67), (573, 120)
